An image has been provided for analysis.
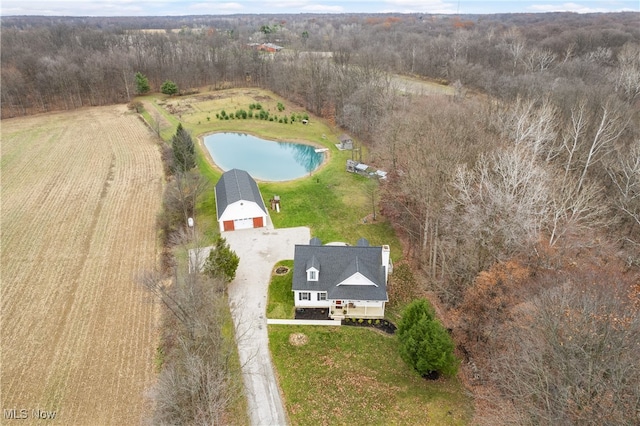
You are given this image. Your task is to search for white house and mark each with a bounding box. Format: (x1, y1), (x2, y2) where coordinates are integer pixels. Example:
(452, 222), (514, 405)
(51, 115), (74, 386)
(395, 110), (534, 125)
(292, 238), (391, 319)
(215, 169), (268, 232)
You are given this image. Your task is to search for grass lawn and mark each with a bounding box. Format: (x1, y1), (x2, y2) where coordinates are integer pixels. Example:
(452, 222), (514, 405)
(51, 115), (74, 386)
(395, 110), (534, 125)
(267, 260), (295, 319)
(270, 325), (472, 425)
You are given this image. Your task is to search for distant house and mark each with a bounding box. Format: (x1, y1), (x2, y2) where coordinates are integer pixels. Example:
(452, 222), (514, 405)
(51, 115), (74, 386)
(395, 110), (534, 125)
(247, 42), (283, 53)
(338, 134), (353, 150)
(292, 238), (391, 319)
(215, 169), (268, 232)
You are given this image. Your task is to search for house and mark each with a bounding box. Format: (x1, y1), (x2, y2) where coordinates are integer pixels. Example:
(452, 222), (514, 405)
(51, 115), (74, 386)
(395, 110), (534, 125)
(292, 238), (391, 319)
(247, 42), (283, 53)
(215, 169), (268, 232)
(338, 134), (353, 150)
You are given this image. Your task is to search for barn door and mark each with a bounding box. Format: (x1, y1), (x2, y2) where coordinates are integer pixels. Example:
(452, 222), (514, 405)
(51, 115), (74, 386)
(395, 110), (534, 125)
(253, 217), (264, 228)
(223, 220), (234, 231)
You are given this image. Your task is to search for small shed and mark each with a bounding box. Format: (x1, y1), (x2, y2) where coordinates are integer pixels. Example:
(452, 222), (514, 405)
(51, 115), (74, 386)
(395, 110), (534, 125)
(339, 134), (353, 150)
(215, 169), (268, 232)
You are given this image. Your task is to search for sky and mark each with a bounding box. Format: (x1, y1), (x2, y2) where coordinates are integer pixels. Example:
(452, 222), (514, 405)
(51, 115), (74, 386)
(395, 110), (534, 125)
(0, 0), (638, 17)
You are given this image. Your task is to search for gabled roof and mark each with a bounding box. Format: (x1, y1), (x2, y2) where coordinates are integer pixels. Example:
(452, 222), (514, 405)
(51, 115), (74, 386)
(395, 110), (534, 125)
(293, 240), (388, 301)
(215, 169), (267, 219)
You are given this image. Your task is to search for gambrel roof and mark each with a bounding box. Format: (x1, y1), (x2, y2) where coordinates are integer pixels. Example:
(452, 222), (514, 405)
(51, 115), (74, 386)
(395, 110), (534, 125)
(215, 169), (267, 220)
(293, 239), (388, 301)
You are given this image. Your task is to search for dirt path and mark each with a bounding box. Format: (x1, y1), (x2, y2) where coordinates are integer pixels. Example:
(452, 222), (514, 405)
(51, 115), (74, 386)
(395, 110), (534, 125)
(1, 105), (164, 425)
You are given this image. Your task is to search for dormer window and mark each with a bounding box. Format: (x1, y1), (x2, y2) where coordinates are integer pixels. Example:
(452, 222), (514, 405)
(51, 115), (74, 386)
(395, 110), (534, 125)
(306, 255), (320, 281)
(307, 268), (318, 281)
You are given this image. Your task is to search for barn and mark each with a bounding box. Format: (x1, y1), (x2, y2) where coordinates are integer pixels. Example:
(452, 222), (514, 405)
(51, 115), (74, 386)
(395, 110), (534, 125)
(215, 169), (268, 232)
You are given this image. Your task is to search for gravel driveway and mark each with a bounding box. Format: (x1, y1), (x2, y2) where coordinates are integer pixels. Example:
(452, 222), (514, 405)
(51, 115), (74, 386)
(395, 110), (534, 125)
(223, 225), (310, 426)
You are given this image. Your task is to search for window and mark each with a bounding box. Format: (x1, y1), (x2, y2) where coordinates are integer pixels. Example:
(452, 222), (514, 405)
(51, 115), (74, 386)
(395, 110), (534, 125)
(317, 292), (327, 301)
(307, 268), (318, 281)
(299, 292), (310, 301)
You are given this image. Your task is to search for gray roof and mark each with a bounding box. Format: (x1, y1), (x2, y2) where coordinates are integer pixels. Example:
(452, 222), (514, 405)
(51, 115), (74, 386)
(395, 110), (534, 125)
(215, 169), (266, 220)
(293, 242), (388, 301)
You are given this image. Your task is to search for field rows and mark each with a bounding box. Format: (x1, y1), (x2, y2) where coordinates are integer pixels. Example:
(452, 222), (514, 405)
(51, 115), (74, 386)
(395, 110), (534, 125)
(1, 106), (163, 425)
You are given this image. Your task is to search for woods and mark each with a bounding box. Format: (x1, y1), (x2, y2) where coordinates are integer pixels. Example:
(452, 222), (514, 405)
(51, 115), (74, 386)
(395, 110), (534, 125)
(3, 11), (639, 425)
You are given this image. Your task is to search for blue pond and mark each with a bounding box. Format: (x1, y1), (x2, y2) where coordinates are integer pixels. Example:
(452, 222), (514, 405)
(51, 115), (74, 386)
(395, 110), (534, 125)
(203, 132), (325, 181)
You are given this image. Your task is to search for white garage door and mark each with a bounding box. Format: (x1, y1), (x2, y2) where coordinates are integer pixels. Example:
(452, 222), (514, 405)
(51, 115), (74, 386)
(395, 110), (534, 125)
(234, 218), (254, 230)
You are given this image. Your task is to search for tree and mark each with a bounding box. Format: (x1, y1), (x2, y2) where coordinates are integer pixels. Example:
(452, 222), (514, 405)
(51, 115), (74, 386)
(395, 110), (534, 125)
(161, 79), (178, 96)
(203, 236), (240, 283)
(608, 139), (640, 244)
(134, 71), (150, 94)
(397, 299), (458, 378)
(171, 123), (195, 173)
(492, 273), (640, 425)
(139, 230), (242, 425)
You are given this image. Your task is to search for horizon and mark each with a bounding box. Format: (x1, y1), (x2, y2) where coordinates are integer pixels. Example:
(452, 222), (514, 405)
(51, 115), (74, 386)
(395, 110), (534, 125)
(1, 1), (638, 17)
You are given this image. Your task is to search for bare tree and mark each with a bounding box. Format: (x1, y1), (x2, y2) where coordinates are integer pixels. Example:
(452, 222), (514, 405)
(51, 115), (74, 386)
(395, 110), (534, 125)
(547, 172), (610, 247)
(496, 96), (559, 159)
(141, 230), (242, 425)
(165, 170), (210, 230)
(501, 27), (526, 75)
(492, 275), (640, 426)
(615, 42), (640, 102)
(451, 147), (549, 248)
(608, 140), (640, 244)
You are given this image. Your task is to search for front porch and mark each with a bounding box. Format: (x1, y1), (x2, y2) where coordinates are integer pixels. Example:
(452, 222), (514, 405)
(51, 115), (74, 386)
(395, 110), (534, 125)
(330, 303), (385, 319)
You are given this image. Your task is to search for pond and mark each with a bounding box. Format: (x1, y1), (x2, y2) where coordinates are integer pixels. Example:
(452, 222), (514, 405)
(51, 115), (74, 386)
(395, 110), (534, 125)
(203, 132), (325, 181)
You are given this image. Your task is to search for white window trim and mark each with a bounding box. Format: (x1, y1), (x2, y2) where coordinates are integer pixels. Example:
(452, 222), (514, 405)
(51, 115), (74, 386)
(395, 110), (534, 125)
(317, 292), (327, 301)
(307, 268), (318, 281)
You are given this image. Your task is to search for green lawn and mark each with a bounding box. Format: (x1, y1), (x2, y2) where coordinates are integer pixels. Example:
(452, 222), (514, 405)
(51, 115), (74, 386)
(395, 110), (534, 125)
(267, 260), (295, 319)
(270, 325), (472, 425)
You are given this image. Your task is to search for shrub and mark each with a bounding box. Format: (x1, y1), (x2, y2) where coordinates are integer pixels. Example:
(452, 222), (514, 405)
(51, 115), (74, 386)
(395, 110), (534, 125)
(160, 80), (178, 96)
(127, 100), (144, 113)
(277, 102), (285, 111)
(397, 299), (458, 377)
(203, 236), (240, 283)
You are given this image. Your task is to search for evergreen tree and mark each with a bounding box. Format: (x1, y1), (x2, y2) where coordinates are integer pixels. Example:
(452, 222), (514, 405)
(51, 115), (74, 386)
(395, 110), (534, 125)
(161, 80), (178, 96)
(171, 124), (196, 173)
(397, 299), (458, 378)
(203, 236), (240, 283)
(134, 72), (150, 94)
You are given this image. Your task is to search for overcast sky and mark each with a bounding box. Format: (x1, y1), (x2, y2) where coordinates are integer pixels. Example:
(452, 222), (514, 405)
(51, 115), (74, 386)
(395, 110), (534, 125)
(1, 0), (638, 16)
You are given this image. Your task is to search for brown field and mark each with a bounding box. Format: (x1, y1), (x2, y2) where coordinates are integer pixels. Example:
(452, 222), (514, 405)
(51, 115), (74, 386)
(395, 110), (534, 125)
(1, 105), (163, 425)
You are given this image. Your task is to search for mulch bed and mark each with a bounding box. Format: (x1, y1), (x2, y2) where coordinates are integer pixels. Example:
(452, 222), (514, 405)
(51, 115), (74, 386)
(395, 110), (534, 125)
(295, 308), (330, 320)
(341, 317), (397, 334)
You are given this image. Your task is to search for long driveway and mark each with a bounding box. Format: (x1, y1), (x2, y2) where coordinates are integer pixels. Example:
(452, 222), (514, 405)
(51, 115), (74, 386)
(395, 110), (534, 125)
(223, 225), (310, 426)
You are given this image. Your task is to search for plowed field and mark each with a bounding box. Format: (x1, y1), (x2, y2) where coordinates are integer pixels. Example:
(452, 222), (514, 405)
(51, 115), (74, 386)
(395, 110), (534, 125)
(1, 105), (163, 425)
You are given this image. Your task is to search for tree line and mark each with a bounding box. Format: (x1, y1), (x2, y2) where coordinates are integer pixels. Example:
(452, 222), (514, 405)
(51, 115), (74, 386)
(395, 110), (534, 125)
(4, 12), (639, 424)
